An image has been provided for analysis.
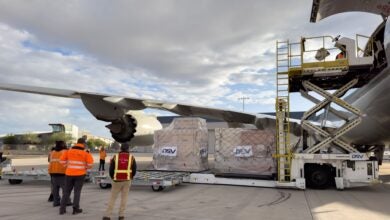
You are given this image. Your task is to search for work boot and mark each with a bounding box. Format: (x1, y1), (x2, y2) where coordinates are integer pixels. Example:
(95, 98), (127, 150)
(72, 207), (83, 215)
(48, 193), (53, 202)
(59, 209), (66, 215)
(118, 216), (124, 220)
(102, 217), (110, 220)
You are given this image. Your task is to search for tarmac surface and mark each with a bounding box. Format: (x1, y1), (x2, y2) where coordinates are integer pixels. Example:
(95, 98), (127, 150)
(1, 154), (390, 220)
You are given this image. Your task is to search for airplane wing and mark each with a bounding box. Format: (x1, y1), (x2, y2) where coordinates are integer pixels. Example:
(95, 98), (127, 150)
(0, 83), (301, 141)
(310, 0), (389, 23)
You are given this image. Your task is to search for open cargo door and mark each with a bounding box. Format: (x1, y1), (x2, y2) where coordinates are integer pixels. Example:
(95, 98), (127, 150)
(310, 0), (390, 22)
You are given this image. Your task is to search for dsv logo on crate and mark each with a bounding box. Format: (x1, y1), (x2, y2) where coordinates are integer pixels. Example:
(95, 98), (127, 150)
(350, 153), (366, 160)
(160, 146), (178, 157)
(233, 146), (253, 157)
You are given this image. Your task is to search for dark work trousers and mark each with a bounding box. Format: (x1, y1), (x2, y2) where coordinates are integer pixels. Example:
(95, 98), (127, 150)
(99, 159), (105, 171)
(51, 175), (66, 205)
(48, 176), (53, 202)
(60, 175), (85, 211)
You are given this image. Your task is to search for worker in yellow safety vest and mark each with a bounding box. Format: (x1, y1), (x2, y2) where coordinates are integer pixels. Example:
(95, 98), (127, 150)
(102, 143), (137, 220)
(59, 138), (93, 215)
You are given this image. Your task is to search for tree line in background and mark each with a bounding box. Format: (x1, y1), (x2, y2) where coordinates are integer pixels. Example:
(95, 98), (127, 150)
(2, 133), (112, 150)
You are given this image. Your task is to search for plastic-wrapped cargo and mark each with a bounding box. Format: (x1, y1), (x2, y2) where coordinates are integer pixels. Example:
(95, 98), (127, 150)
(214, 128), (276, 177)
(152, 117), (209, 172)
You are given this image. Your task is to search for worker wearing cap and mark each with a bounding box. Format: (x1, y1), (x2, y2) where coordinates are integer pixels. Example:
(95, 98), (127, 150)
(59, 138), (94, 215)
(102, 143), (137, 220)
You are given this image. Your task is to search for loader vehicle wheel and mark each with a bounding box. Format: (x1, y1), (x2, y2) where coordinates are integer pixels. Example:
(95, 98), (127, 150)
(151, 185), (164, 191)
(307, 167), (330, 189)
(8, 179), (23, 184)
(99, 183), (112, 189)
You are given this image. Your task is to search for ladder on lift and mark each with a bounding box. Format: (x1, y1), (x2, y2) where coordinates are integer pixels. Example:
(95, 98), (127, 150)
(275, 41), (299, 182)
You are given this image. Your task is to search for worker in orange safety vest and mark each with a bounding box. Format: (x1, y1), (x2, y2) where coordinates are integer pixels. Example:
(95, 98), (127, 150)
(336, 51), (346, 59)
(48, 140), (71, 207)
(336, 45), (346, 60)
(99, 146), (107, 172)
(59, 138), (93, 215)
(102, 143), (137, 220)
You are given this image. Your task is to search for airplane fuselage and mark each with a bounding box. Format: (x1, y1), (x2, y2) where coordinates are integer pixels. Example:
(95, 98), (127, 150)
(344, 66), (390, 146)
(343, 19), (390, 147)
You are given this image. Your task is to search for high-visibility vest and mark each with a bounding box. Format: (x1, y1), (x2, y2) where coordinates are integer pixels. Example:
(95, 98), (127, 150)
(113, 152), (133, 181)
(100, 150), (107, 160)
(336, 52), (345, 59)
(60, 143), (94, 176)
(48, 150), (66, 174)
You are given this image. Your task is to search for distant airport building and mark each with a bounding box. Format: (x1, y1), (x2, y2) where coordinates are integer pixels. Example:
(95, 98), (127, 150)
(79, 130), (114, 149)
(49, 123), (79, 142)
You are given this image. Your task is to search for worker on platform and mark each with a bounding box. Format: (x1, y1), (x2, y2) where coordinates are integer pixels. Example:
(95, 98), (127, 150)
(336, 44), (346, 60)
(102, 143), (137, 220)
(336, 51), (346, 59)
(59, 138), (94, 215)
(99, 146), (107, 172)
(48, 140), (70, 207)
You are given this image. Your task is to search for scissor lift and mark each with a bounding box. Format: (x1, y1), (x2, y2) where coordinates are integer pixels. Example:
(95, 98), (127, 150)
(277, 35), (375, 155)
(275, 35), (380, 189)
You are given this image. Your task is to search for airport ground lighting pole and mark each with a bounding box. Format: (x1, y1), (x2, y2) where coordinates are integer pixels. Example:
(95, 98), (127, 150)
(238, 97), (250, 112)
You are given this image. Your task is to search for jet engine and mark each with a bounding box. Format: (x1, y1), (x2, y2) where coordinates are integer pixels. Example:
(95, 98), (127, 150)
(79, 94), (163, 144)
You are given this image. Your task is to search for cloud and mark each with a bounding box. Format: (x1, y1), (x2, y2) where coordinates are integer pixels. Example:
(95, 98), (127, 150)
(0, 0), (383, 138)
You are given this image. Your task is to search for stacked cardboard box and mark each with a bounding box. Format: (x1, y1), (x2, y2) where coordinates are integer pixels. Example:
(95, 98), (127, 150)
(214, 128), (276, 176)
(153, 117), (209, 172)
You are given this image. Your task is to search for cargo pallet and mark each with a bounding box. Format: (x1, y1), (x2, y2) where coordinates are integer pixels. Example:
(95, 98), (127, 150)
(93, 170), (190, 191)
(1, 163), (97, 184)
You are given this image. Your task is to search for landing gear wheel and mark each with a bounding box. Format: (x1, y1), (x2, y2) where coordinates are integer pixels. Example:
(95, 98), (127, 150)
(109, 115), (137, 143)
(8, 179), (23, 185)
(307, 168), (330, 189)
(151, 185), (164, 192)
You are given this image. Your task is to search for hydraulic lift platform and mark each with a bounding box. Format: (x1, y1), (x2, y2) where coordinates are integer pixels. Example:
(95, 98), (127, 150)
(279, 35), (377, 92)
(273, 34), (380, 189)
(276, 34), (377, 155)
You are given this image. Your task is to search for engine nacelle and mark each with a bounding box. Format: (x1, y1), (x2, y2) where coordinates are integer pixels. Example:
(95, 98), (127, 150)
(79, 94), (162, 143)
(106, 115), (137, 143)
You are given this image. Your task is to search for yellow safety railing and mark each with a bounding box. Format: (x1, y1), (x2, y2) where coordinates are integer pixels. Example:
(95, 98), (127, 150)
(285, 35), (353, 77)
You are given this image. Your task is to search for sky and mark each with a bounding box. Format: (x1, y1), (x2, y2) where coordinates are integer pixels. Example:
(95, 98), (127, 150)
(0, 0), (383, 139)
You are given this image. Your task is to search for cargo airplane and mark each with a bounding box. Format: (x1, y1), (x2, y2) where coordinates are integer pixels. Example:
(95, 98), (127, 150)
(0, 1), (389, 158)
